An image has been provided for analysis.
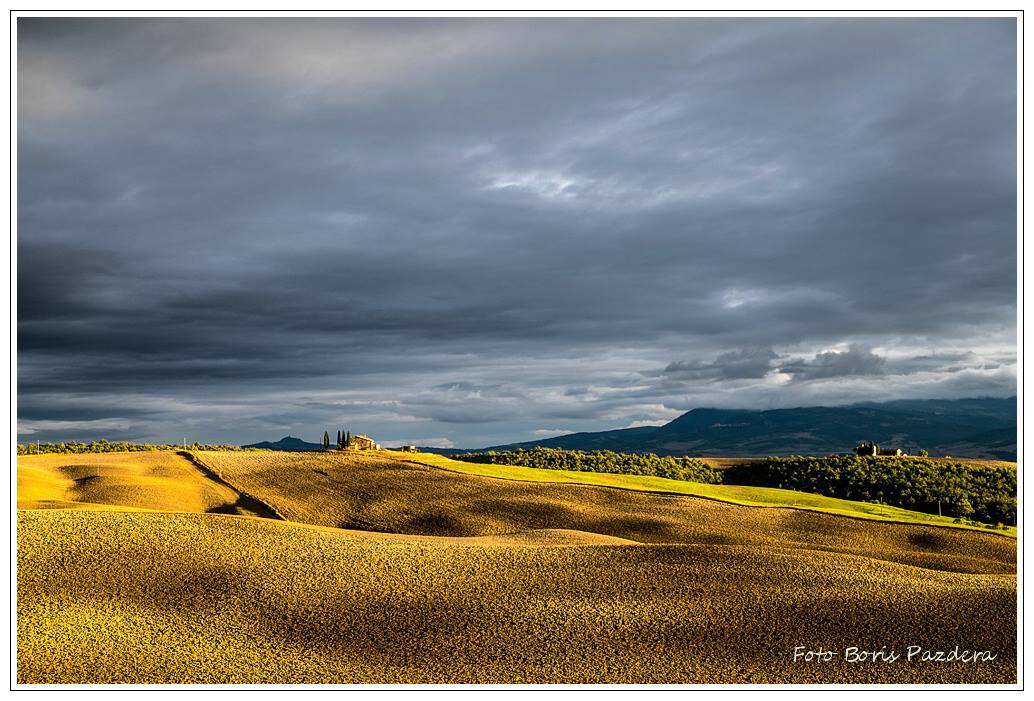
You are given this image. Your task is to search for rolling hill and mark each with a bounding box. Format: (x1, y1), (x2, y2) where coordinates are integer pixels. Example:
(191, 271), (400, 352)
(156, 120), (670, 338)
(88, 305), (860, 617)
(19, 509), (1014, 684)
(241, 435), (323, 451)
(486, 397), (1016, 459)
(17, 449), (1016, 683)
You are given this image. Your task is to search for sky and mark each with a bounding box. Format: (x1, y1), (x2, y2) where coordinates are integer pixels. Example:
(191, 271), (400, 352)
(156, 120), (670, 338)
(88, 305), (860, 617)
(17, 17), (1017, 448)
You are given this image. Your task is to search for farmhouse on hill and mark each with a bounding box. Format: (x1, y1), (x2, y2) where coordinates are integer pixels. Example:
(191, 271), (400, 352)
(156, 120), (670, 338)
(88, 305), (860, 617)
(346, 434), (380, 451)
(854, 441), (903, 457)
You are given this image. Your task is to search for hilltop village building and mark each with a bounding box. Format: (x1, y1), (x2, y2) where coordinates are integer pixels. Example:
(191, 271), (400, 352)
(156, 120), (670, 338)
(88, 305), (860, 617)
(854, 442), (904, 457)
(345, 434), (380, 451)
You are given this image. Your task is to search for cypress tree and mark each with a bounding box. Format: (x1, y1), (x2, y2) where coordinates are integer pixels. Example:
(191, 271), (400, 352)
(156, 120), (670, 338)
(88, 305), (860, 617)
(323, 431), (330, 450)
(345, 431), (352, 447)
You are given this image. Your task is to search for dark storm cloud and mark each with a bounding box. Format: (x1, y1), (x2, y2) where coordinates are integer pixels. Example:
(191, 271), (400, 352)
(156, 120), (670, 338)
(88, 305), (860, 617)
(779, 345), (887, 382)
(17, 17), (1016, 446)
(663, 347), (779, 381)
(17, 400), (158, 423)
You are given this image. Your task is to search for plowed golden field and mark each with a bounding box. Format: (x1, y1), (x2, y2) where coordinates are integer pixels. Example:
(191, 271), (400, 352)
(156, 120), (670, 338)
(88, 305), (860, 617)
(17, 450), (1017, 684)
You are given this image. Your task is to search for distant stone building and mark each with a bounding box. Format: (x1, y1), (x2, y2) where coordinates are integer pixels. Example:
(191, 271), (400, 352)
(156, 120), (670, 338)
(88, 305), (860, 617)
(398, 445), (418, 453)
(346, 434), (379, 451)
(854, 441), (903, 457)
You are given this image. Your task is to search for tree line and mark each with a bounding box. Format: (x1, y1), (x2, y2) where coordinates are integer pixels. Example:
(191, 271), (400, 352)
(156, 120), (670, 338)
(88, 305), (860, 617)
(16, 440), (260, 456)
(455, 447), (721, 484)
(722, 455), (1016, 526)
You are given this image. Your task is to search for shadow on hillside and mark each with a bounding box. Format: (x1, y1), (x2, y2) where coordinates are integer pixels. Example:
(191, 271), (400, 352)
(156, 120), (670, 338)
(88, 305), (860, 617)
(206, 494), (276, 519)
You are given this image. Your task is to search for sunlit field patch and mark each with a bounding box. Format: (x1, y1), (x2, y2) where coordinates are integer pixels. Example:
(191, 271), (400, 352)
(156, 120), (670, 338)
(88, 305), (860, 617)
(18, 451), (267, 516)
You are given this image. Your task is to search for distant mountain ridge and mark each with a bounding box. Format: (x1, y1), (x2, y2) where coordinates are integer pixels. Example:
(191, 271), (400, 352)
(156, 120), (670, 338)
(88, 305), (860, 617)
(242, 436), (324, 451)
(483, 397), (1017, 460)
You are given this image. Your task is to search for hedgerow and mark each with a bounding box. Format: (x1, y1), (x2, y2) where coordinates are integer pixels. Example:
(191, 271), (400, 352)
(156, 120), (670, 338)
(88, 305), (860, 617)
(17, 440), (261, 456)
(454, 447), (721, 484)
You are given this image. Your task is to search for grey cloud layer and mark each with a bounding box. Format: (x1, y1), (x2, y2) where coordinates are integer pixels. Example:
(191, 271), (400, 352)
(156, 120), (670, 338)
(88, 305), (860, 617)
(17, 18), (1016, 446)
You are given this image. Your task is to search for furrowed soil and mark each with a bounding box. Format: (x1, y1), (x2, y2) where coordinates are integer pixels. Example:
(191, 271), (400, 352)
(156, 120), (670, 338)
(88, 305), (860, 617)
(17, 450), (1017, 684)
